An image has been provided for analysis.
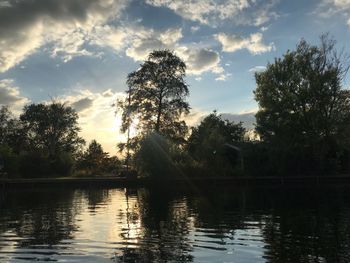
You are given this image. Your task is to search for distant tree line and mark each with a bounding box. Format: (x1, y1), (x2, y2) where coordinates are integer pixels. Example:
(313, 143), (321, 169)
(1, 35), (349, 178)
(0, 103), (120, 178)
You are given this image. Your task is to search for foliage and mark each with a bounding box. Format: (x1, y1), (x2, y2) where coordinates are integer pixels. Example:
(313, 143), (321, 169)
(20, 102), (85, 158)
(50, 152), (75, 176)
(254, 35), (350, 174)
(0, 106), (13, 145)
(187, 111), (246, 174)
(18, 151), (50, 178)
(118, 50), (190, 156)
(0, 106), (25, 151)
(134, 132), (184, 178)
(0, 144), (20, 176)
(77, 140), (111, 175)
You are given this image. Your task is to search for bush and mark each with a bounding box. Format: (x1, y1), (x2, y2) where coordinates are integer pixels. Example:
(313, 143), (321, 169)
(0, 145), (20, 177)
(51, 152), (74, 176)
(19, 151), (50, 178)
(135, 133), (182, 178)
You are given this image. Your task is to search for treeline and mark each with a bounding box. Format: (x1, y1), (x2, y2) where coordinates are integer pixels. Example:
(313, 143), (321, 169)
(1, 35), (350, 179)
(118, 36), (350, 177)
(0, 103), (120, 178)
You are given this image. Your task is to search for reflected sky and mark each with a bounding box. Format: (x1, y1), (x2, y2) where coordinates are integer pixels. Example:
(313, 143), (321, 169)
(1, 186), (350, 262)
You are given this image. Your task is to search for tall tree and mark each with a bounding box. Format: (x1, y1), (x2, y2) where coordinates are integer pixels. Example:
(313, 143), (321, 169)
(79, 140), (109, 173)
(20, 102), (85, 158)
(118, 50), (190, 152)
(254, 35), (350, 171)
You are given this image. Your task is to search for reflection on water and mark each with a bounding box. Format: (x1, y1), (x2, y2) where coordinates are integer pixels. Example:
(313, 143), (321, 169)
(1, 186), (350, 262)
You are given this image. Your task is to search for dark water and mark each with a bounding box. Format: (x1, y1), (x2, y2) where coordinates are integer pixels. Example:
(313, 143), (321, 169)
(1, 186), (350, 262)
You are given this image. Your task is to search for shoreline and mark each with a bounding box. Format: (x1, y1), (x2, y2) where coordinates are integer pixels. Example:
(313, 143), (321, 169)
(2, 175), (350, 189)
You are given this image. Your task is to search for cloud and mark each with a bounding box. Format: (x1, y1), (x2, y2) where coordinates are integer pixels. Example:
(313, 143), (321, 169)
(191, 26), (200, 32)
(248, 65), (266, 72)
(220, 110), (256, 129)
(71, 97), (94, 112)
(333, 0), (350, 9)
(89, 25), (128, 52)
(125, 27), (183, 61)
(216, 32), (275, 54)
(0, 0), (229, 78)
(58, 89), (126, 155)
(0, 0), (129, 72)
(215, 73), (232, 81)
(0, 79), (29, 113)
(184, 108), (257, 129)
(317, 0), (350, 26)
(145, 0), (279, 26)
(176, 47), (224, 75)
(124, 26), (225, 76)
(183, 110), (207, 127)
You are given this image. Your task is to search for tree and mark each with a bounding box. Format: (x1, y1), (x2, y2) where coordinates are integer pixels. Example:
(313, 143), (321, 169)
(79, 140), (109, 174)
(0, 106), (23, 148)
(254, 35), (350, 172)
(187, 111), (246, 172)
(0, 106), (12, 145)
(118, 50), (190, 154)
(20, 102), (85, 158)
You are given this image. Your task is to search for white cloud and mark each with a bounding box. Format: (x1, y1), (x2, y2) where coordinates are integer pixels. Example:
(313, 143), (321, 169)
(0, 0), (129, 72)
(215, 73), (232, 81)
(248, 65), (266, 72)
(90, 25), (129, 52)
(334, 0), (350, 8)
(318, 0), (350, 26)
(191, 26), (200, 32)
(146, 0), (279, 26)
(0, 79), (29, 113)
(216, 32), (275, 54)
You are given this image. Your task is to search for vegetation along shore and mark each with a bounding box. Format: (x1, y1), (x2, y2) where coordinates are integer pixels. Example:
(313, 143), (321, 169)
(1, 35), (349, 182)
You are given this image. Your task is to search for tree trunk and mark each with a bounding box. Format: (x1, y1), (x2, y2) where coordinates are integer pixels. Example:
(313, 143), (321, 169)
(155, 92), (163, 132)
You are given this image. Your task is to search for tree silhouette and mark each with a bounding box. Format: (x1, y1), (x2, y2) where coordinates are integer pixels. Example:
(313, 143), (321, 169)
(187, 111), (246, 174)
(254, 35), (350, 173)
(20, 102), (85, 158)
(78, 139), (109, 174)
(118, 50), (190, 155)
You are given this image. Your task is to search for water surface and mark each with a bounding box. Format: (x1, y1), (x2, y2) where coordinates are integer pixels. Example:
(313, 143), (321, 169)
(1, 185), (350, 262)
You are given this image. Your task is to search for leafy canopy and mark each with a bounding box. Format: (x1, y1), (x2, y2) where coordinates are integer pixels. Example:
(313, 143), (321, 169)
(254, 35), (350, 149)
(118, 50), (190, 153)
(20, 102), (85, 157)
(187, 111), (246, 164)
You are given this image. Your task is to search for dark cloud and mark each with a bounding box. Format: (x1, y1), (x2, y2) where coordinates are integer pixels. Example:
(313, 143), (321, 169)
(71, 97), (93, 112)
(0, 0), (111, 38)
(220, 112), (256, 129)
(0, 0), (127, 71)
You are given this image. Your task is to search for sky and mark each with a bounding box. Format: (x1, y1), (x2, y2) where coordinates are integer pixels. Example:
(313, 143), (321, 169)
(0, 0), (350, 155)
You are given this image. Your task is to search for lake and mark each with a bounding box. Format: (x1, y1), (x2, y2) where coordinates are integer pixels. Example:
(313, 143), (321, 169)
(1, 185), (350, 262)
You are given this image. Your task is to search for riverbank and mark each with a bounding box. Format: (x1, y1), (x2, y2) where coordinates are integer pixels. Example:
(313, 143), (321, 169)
(2, 175), (350, 189)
